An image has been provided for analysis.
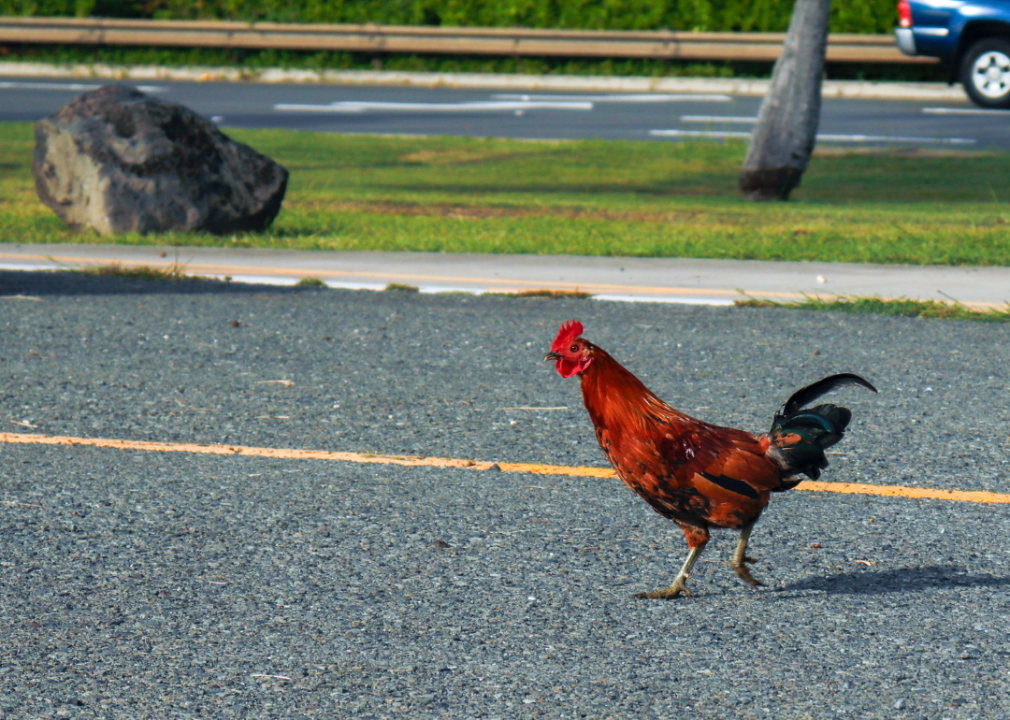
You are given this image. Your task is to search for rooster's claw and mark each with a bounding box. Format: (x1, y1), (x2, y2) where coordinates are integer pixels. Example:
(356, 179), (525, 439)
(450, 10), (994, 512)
(732, 558), (765, 588)
(634, 577), (694, 599)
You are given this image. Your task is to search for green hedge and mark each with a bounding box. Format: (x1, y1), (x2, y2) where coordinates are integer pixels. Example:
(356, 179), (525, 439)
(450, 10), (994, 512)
(2, 0), (899, 34)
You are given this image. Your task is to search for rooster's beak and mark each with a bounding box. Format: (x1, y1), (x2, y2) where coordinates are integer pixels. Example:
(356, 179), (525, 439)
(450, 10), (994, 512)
(544, 352), (562, 362)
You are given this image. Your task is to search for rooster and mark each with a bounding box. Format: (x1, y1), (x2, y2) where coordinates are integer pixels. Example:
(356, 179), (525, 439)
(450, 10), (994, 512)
(545, 320), (876, 599)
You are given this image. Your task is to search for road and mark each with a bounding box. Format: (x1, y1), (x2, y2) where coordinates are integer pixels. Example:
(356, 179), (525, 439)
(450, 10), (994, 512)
(2, 270), (1009, 718)
(3, 76), (1010, 150)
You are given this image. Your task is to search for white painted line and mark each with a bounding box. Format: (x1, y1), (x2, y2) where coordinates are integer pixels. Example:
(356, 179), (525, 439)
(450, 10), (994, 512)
(650, 129), (752, 139)
(206, 274), (299, 286)
(0, 81), (165, 92)
(650, 129), (977, 144)
(274, 100), (593, 113)
(0, 81), (101, 91)
(681, 115), (757, 123)
(817, 133), (976, 144)
(323, 281), (389, 291)
(417, 285), (485, 295)
(0, 262), (60, 271)
(922, 107), (1010, 115)
(493, 93), (732, 102)
(594, 294), (734, 306)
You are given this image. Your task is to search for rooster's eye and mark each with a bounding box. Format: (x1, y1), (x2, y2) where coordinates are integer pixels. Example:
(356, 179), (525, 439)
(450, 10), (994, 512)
(570, 344), (578, 352)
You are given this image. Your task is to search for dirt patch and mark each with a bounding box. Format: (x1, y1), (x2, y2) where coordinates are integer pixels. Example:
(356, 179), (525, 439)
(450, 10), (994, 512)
(398, 148), (553, 166)
(812, 146), (991, 158)
(292, 199), (719, 224)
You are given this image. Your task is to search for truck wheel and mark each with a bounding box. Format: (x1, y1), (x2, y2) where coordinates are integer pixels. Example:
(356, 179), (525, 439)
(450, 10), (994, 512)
(961, 38), (1010, 109)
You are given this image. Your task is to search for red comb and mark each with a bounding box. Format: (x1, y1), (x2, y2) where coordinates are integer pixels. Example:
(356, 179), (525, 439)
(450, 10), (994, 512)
(551, 320), (584, 351)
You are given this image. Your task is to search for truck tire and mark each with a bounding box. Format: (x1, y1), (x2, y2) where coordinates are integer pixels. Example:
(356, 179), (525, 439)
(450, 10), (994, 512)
(960, 37), (1010, 109)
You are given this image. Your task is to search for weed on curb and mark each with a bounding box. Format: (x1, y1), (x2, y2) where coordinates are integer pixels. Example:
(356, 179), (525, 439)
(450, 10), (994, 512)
(77, 262), (192, 281)
(296, 277), (327, 288)
(735, 294), (1010, 322)
(490, 289), (593, 299)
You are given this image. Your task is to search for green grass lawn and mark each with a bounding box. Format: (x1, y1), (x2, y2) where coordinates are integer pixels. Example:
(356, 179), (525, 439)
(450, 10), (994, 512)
(4, 122), (1010, 265)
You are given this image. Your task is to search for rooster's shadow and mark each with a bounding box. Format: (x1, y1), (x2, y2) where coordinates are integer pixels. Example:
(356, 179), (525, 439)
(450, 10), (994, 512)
(775, 565), (1010, 596)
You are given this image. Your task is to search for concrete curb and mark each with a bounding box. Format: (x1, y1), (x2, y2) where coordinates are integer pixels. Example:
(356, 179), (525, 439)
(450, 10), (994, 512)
(0, 60), (969, 100)
(1, 244), (1007, 308)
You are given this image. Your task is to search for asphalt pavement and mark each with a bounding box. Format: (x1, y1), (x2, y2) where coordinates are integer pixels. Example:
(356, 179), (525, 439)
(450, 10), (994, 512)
(2, 270), (1010, 719)
(3, 75), (1009, 150)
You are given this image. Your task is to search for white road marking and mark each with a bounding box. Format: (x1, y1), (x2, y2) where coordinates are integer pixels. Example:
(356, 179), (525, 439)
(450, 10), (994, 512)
(493, 93), (732, 102)
(200, 274), (298, 286)
(681, 115), (758, 123)
(593, 294), (735, 305)
(0, 263), (57, 271)
(816, 132), (975, 144)
(650, 129), (976, 144)
(324, 281), (390, 291)
(650, 129), (751, 139)
(0, 81), (165, 92)
(922, 107), (1010, 115)
(274, 100), (593, 113)
(418, 285), (484, 295)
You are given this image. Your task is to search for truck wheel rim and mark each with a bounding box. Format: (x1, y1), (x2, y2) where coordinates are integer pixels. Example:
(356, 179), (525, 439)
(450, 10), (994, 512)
(971, 50), (1010, 99)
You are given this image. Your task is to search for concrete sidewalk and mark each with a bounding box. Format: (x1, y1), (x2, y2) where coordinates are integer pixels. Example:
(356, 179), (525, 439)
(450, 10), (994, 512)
(1, 244), (1007, 308)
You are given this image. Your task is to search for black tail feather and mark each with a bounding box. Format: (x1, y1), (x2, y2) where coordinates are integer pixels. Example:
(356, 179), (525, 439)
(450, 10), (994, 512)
(768, 374), (876, 485)
(782, 373), (878, 416)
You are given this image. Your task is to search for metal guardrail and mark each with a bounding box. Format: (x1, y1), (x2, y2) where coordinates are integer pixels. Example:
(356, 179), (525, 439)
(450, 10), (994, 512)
(0, 16), (937, 64)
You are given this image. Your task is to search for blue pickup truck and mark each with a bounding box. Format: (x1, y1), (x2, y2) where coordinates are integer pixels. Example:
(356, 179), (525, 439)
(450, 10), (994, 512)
(896, 0), (1010, 107)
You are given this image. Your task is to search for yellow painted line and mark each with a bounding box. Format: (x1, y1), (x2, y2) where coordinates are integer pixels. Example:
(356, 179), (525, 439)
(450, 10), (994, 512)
(2, 431), (1008, 504)
(795, 480), (1010, 504)
(0, 432), (613, 477)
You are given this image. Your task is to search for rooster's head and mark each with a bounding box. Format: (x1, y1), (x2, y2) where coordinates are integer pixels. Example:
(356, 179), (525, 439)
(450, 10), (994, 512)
(545, 320), (592, 378)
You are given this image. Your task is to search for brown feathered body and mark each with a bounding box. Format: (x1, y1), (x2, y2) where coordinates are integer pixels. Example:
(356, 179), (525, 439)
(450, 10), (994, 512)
(580, 345), (784, 535)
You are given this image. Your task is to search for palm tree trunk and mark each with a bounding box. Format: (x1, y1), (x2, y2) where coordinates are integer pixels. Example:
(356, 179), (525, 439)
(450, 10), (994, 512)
(740, 0), (832, 200)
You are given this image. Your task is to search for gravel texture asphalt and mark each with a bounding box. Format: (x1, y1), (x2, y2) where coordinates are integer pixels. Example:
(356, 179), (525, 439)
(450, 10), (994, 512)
(1, 270), (1009, 720)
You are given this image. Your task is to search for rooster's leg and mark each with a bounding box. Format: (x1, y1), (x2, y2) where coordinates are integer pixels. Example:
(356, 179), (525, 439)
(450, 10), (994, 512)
(635, 524), (708, 599)
(730, 522), (765, 588)
(634, 545), (705, 599)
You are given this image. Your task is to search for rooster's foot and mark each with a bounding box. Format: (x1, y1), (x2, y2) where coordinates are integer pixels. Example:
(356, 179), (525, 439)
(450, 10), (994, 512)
(731, 558), (765, 588)
(637, 544), (705, 599)
(634, 576), (694, 600)
(731, 523), (765, 588)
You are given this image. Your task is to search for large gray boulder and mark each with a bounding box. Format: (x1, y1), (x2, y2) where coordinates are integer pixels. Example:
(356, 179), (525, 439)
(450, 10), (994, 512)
(33, 84), (288, 235)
